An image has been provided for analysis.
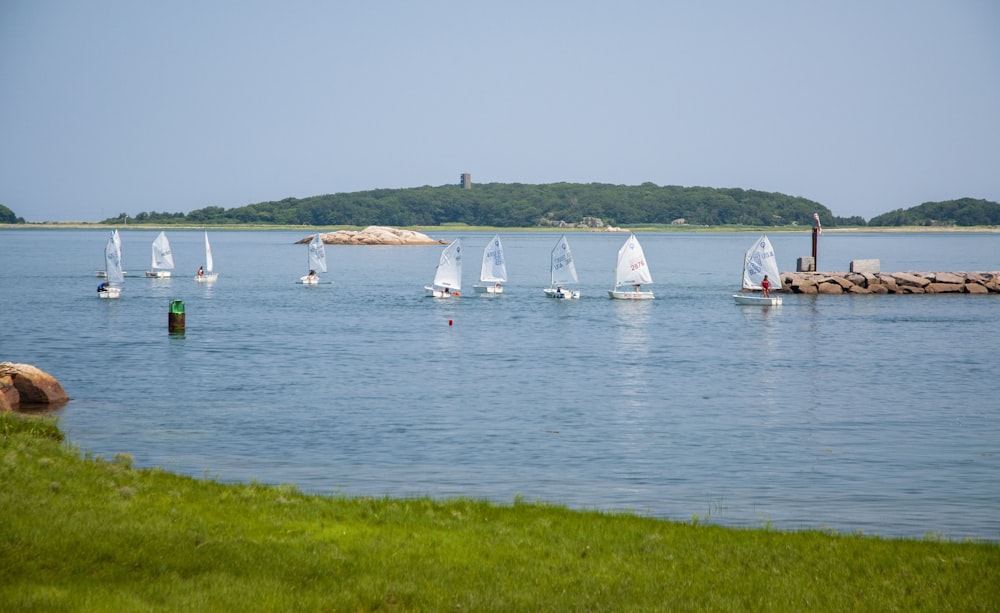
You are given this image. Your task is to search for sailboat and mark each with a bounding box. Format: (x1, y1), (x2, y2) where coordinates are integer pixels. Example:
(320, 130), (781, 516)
(299, 233), (328, 285)
(543, 235), (580, 299)
(473, 234), (507, 294)
(733, 234), (782, 306)
(608, 233), (654, 299)
(98, 230), (123, 299)
(145, 231), (174, 278)
(195, 231), (219, 282)
(425, 239), (462, 298)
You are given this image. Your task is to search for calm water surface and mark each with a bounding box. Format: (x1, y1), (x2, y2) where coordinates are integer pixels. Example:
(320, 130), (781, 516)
(2, 228), (998, 541)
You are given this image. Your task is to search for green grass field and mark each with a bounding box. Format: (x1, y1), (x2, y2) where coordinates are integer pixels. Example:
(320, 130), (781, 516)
(2, 412), (997, 612)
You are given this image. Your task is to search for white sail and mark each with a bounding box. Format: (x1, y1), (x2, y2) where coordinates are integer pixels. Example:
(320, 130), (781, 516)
(480, 234), (507, 283)
(614, 233), (653, 287)
(151, 232), (174, 271)
(105, 232), (124, 284)
(308, 233), (327, 273)
(204, 231), (214, 273)
(550, 235), (578, 286)
(433, 239), (462, 289)
(741, 234), (781, 290)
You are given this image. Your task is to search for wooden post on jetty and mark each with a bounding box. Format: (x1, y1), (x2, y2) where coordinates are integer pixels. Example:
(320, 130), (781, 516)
(812, 226), (818, 270)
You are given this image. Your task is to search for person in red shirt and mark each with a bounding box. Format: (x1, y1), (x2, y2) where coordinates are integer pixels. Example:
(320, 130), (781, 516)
(761, 275), (771, 297)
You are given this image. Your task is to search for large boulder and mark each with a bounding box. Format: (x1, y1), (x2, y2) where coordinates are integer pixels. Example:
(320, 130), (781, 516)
(297, 226), (445, 246)
(925, 282), (964, 294)
(0, 363), (69, 407)
(0, 375), (19, 411)
(891, 272), (930, 288)
(932, 272), (966, 285)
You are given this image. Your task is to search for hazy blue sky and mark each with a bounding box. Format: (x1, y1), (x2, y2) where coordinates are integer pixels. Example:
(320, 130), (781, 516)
(2, 1), (998, 222)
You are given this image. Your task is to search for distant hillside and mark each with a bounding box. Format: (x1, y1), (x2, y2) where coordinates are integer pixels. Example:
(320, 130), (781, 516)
(868, 198), (1000, 227)
(110, 182), (856, 228)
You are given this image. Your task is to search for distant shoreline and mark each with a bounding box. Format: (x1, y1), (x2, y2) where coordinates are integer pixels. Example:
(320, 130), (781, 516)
(3, 223), (998, 233)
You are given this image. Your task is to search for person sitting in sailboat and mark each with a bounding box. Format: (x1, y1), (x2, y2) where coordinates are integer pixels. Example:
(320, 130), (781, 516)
(761, 275), (771, 297)
(306, 269), (318, 282)
(97, 281), (109, 293)
(197, 266), (204, 277)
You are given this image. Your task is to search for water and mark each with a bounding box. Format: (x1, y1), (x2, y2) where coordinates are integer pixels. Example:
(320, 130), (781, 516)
(2, 228), (998, 541)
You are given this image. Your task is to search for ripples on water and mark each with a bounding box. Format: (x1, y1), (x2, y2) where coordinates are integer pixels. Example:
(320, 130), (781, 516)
(2, 229), (998, 541)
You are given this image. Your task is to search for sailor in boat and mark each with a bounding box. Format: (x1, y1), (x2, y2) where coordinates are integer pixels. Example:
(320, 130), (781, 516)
(761, 275), (771, 298)
(634, 284), (641, 293)
(97, 281), (109, 294)
(556, 285), (563, 296)
(306, 269), (318, 282)
(197, 266), (204, 277)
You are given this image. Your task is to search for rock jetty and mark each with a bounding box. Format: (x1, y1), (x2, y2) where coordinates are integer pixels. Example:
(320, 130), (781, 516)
(296, 226), (444, 246)
(0, 362), (69, 411)
(780, 271), (1000, 294)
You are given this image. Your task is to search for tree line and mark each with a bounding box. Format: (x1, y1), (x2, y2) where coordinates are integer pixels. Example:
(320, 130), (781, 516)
(867, 198), (1000, 227)
(104, 183), (858, 227)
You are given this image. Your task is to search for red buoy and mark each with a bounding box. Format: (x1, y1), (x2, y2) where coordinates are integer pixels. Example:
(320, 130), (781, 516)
(449, 319), (453, 326)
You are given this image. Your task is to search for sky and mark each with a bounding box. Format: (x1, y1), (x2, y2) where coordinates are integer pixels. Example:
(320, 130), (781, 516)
(2, 1), (998, 222)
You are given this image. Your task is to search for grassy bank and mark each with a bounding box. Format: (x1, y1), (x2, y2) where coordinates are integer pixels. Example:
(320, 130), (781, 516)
(2, 413), (997, 612)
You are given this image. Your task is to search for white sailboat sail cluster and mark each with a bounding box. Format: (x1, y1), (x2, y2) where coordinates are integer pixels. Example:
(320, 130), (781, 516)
(300, 233), (328, 284)
(474, 234), (507, 294)
(196, 231), (219, 282)
(608, 233), (654, 300)
(425, 239), (462, 298)
(145, 231), (174, 278)
(543, 235), (580, 299)
(98, 230), (124, 299)
(733, 234), (782, 306)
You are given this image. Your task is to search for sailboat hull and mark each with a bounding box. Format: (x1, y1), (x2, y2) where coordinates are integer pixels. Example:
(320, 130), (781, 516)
(98, 287), (122, 299)
(145, 270), (171, 278)
(426, 286), (460, 298)
(474, 283), (504, 294)
(608, 289), (654, 300)
(733, 293), (782, 306)
(544, 288), (580, 299)
(195, 273), (219, 283)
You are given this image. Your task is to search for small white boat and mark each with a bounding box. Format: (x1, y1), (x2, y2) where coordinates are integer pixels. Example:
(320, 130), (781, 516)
(543, 235), (580, 299)
(608, 233), (654, 299)
(474, 234), (507, 295)
(299, 233), (328, 285)
(195, 231), (219, 282)
(145, 231), (174, 278)
(425, 239), (462, 297)
(98, 230), (123, 299)
(733, 234), (782, 306)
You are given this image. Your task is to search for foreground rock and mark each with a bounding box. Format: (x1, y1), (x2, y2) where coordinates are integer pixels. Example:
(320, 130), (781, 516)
(780, 271), (1000, 294)
(0, 362), (69, 411)
(296, 226), (445, 245)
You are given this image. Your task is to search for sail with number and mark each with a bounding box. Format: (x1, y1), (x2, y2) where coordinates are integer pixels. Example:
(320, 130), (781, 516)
(105, 231), (124, 284)
(480, 235), (507, 284)
(308, 233), (327, 274)
(550, 235), (578, 287)
(741, 234), (781, 291)
(150, 232), (174, 271)
(433, 239), (462, 289)
(614, 233), (653, 288)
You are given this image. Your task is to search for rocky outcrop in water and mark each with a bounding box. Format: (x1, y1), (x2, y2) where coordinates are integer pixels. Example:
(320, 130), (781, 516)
(296, 226), (444, 245)
(780, 271), (1000, 294)
(0, 362), (69, 411)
